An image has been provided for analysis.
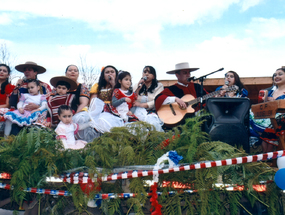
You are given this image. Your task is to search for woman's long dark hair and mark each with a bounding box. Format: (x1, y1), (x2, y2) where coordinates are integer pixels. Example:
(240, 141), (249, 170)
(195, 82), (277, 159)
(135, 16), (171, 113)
(0, 64), (11, 95)
(225, 71), (245, 92)
(138, 66), (158, 95)
(97, 65), (118, 97)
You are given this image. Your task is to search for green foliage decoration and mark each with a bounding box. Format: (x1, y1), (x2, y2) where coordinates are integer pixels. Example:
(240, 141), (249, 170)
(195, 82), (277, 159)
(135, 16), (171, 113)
(0, 116), (283, 214)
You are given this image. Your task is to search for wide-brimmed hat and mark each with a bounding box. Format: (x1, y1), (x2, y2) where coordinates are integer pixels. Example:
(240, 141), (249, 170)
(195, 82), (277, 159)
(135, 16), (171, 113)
(50, 76), (77, 91)
(166, 62), (199, 74)
(15, 61), (46, 74)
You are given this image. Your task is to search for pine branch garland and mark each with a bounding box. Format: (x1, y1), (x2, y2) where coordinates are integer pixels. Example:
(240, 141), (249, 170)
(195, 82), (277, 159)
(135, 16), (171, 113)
(0, 116), (283, 214)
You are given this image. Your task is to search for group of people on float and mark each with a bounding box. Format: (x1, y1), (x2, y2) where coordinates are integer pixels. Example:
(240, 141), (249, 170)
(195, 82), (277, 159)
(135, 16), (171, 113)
(0, 62), (166, 149)
(0, 61), (282, 153)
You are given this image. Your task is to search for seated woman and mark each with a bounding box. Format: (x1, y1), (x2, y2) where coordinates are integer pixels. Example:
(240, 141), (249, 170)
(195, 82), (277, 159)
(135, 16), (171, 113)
(9, 61), (51, 135)
(216, 71), (248, 97)
(0, 64), (15, 133)
(4, 79), (47, 137)
(250, 67), (285, 152)
(60, 65), (100, 142)
(133, 66), (164, 131)
(89, 65), (124, 133)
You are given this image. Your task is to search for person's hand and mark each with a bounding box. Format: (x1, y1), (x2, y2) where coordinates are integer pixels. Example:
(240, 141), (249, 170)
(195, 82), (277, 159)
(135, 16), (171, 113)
(227, 92), (236, 98)
(219, 85), (228, 97)
(108, 75), (116, 88)
(125, 98), (131, 103)
(175, 98), (187, 109)
(16, 79), (23, 87)
(24, 103), (40, 111)
(221, 84), (228, 90)
(137, 78), (146, 88)
(133, 101), (148, 108)
(133, 101), (142, 107)
(13, 79), (23, 94)
(31, 108), (40, 114)
(127, 111), (132, 116)
(18, 108), (24, 114)
(46, 122), (51, 128)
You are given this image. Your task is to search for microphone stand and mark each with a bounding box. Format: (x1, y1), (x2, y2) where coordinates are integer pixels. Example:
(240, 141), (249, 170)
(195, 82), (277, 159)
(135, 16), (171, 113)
(192, 68), (224, 110)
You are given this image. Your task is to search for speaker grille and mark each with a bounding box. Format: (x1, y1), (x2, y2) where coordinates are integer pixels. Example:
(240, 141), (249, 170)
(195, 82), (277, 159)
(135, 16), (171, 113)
(206, 98), (251, 152)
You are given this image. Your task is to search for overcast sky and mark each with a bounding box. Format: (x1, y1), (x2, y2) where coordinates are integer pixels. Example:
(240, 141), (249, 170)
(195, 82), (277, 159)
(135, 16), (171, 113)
(1, 0), (285, 85)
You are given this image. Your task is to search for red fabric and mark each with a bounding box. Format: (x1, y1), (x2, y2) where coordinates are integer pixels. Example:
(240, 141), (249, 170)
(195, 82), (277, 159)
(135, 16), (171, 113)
(155, 83), (198, 111)
(111, 89), (139, 122)
(57, 135), (67, 140)
(150, 182), (162, 215)
(155, 94), (169, 113)
(0, 83), (15, 105)
(80, 176), (102, 196)
(112, 89), (137, 110)
(74, 123), (79, 135)
(47, 94), (74, 125)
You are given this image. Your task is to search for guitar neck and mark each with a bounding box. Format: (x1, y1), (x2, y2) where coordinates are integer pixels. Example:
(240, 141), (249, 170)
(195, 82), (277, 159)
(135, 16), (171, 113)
(187, 90), (221, 106)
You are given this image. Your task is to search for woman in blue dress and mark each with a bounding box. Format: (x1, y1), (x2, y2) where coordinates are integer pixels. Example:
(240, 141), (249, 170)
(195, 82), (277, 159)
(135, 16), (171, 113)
(215, 70), (248, 97)
(250, 67), (285, 152)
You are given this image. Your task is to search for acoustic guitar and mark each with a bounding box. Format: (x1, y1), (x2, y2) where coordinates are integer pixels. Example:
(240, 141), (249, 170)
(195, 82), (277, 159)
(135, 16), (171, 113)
(157, 85), (239, 127)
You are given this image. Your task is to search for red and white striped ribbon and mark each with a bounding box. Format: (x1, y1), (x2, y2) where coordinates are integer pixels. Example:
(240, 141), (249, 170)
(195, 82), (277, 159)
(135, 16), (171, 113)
(100, 150), (285, 182)
(4, 150), (282, 184)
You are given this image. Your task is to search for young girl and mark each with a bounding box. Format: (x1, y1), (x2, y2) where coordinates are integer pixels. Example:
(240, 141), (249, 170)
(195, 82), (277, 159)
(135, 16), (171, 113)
(45, 76), (77, 128)
(55, 105), (87, 150)
(4, 79), (47, 136)
(111, 71), (138, 122)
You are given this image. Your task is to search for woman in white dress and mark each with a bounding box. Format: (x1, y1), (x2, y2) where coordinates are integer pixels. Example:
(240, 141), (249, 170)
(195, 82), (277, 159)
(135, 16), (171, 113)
(88, 66), (124, 133)
(133, 66), (164, 131)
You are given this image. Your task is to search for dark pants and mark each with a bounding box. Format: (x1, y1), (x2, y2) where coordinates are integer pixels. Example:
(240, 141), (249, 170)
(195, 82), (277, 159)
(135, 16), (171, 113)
(10, 124), (23, 136)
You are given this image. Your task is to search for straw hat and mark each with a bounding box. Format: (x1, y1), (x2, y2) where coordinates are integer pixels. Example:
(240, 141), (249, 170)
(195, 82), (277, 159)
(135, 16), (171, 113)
(50, 76), (77, 91)
(166, 62), (199, 74)
(15, 61), (46, 74)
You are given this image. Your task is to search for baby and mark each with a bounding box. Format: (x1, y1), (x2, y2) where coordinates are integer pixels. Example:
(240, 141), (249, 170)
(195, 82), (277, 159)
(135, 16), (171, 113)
(55, 105), (90, 150)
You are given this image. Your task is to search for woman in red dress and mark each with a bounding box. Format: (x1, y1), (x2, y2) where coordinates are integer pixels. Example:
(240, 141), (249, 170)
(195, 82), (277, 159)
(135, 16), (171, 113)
(0, 64), (15, 132)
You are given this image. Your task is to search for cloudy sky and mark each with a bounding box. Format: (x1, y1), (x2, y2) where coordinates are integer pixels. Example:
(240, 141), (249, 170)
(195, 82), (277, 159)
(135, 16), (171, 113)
(1, 0), (285, 85)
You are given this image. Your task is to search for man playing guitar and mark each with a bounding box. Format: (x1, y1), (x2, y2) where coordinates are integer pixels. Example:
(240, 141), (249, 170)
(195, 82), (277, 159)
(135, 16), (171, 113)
(155, 62), (208, 126)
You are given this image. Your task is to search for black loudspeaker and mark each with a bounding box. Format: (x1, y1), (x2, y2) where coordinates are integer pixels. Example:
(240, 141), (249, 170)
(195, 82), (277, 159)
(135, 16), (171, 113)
(206, 98), (251, 153)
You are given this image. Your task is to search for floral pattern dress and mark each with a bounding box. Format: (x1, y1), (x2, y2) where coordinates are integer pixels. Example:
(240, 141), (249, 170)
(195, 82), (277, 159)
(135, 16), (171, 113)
(250, 89), (285, 146)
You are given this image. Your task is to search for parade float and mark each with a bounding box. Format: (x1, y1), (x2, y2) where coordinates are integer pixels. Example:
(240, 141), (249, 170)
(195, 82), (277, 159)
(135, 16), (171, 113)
(0, 115), (284, 215)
